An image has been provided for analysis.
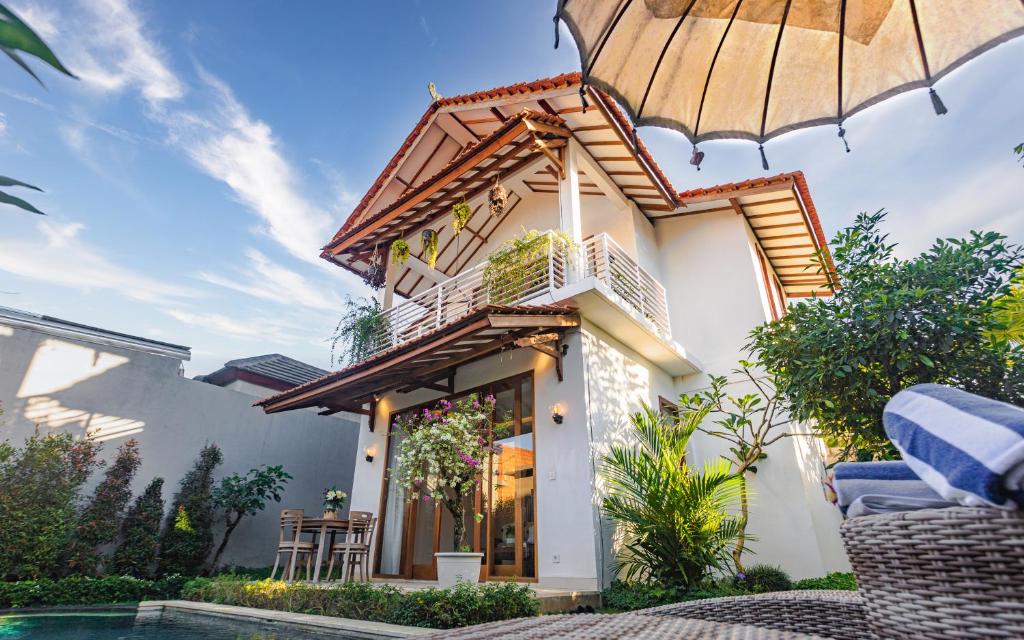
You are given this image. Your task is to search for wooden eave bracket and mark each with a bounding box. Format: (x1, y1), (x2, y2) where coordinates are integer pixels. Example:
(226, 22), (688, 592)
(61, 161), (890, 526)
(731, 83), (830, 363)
(514, 332), (567, 382)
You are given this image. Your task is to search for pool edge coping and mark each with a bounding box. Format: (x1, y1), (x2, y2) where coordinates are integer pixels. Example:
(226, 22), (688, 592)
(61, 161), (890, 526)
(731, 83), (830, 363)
(140, 600), (434, 639)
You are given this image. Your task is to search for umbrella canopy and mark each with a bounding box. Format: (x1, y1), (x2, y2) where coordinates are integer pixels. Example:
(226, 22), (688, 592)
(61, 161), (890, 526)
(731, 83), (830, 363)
(555, 0), (1024, 161)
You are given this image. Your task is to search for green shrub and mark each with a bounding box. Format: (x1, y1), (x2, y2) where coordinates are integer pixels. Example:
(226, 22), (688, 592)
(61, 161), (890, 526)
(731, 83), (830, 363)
(158, 444), (222, 576)
(0, 432), (99, 580)
(793, 572), (858, 591)
(68, 439), (141, 575)
(733, 564), (792, 593)
(182, 576), (538, 629)
(0, 574), (189, 608)
(601, 581), (683, 611)
(602, 404), (743, 589)
(111, 477), (165, 578)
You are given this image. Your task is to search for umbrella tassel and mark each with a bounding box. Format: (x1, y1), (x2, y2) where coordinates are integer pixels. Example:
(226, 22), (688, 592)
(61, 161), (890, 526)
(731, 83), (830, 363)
(553, 15), (560, 49)
(689, 145), (704, 171)
(838, 125), (850, 153)
(759, 144), (769, 171)
(929, 88), (948, 116)
(579, 85), (589, 114)
(631, 127), (638, 149)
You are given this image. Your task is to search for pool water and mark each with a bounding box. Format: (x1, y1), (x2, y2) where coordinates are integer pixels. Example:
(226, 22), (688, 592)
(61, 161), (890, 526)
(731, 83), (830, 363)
(0, 609), (360, 639)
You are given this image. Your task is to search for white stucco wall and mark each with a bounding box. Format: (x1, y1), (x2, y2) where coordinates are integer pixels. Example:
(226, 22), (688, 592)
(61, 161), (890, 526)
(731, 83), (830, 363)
(0, 321), (359, 568)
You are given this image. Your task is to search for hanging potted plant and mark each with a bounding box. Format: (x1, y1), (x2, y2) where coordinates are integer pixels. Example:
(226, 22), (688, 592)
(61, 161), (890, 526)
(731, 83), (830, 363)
(451, 199), (472, 236)
(488, 179), (508, 218)
(391, 238), (411, 266)
(421, 228), (439, 269)
(363, 247), (386, 290)
(392, 395), (497, 587)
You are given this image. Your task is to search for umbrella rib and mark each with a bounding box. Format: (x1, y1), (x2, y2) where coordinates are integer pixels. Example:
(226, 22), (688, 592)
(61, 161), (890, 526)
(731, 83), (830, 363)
(637, 0), (698, 120)
(907, 0), (932, 80)
(586, 0), (633, 78)
(837, 0), (847, 120)
(759, 0), (793, 141)
(694, 0), (744, 140)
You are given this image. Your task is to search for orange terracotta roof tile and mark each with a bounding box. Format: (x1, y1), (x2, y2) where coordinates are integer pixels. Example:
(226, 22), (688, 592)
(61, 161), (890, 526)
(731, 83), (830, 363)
(255, 304), (578, 409)
(321, 110), (567, 256)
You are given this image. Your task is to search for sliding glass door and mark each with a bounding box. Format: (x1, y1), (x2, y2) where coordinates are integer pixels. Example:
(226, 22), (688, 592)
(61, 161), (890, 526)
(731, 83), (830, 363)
(375, 372), (536, 580)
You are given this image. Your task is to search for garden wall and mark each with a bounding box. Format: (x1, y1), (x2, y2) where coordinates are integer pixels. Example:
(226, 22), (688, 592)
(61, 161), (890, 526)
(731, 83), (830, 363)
(0, 317), (359, 568)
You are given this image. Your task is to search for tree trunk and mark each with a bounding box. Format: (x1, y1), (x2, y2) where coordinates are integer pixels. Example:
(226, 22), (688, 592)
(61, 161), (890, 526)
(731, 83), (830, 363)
(732, 473), (750, 573)
(208, 513), (242, 574)
(448, 493), (467, 552)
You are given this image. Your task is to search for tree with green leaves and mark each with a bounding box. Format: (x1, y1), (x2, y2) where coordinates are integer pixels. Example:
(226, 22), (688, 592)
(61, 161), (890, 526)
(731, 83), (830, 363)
(157, 444), (222, 576)
(208, 465), (291, 572)
(0, 3), (76, 215)
(67, 439), (141, 575)
(110, 477), (164, 578)
(601, 404), (743, 590)
(0, 431), (98, 579)
(679, 365), (811, 571)
(749, 210), (1024, 460)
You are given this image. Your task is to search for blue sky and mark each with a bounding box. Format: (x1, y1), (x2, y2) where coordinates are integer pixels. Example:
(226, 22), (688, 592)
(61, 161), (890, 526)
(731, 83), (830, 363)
(0, 0), (1021, 376)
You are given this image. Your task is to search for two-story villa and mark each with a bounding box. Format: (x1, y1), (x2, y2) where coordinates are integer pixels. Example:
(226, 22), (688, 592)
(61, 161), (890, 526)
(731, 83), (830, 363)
(258, 73), (849, 590)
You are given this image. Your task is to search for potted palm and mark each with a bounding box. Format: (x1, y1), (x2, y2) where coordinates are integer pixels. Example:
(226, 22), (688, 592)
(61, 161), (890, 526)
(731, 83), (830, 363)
(392, 394), (496, 587)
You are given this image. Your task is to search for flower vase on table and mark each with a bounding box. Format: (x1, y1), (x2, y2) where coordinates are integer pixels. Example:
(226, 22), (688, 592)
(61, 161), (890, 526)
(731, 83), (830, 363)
(323, 487), (347, 519)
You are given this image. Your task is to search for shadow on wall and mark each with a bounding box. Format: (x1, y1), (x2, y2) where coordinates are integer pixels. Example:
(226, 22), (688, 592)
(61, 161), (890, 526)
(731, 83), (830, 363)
(0, 326), (360, 567)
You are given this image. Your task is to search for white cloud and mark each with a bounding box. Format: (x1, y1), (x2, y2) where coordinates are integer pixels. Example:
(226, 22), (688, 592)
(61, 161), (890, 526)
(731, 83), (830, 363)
(160, 67), (336, 264)
(164, 308), (305, 345)
(197, 248), (345, 311)
(0, 221), (200, 304)
(70, 0), (185, 106)
(7, 1), (59, 40)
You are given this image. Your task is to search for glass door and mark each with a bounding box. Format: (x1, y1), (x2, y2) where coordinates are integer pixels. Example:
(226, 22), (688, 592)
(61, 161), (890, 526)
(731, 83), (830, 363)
(375, 372), (536, 580)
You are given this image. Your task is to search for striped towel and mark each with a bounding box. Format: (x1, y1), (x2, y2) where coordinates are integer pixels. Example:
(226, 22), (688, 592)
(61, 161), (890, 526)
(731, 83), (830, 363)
(884, 383), (1024, 510)
(833, 461), (952, 518)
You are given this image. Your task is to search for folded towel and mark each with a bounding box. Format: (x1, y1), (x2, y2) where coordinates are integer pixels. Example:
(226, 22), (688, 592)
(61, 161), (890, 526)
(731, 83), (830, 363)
(833, 461), (951, 517)
(884, 383), (1024, 509)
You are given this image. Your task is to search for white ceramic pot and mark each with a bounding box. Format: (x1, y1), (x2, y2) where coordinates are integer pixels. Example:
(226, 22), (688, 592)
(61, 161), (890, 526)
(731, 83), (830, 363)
(435, 552), (483, 588)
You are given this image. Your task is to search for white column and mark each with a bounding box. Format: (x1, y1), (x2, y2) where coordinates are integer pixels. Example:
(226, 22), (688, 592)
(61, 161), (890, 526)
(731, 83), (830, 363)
(558, 142), (584, 283)
(379, 248), (397, 310)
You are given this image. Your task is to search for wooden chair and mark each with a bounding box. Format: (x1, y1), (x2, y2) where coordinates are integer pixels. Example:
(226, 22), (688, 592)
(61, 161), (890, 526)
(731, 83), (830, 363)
(269, 509), (315, 582)
(325, 510), (376, 582)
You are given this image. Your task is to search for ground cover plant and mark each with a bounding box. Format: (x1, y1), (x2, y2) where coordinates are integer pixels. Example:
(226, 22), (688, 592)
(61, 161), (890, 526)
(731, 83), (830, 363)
(182, 576), (538, 629)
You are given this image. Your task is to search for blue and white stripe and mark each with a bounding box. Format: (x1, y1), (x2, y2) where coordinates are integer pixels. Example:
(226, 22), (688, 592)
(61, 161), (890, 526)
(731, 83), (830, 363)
(833, 461), (951, 517)
(883, 384), (1024, 509)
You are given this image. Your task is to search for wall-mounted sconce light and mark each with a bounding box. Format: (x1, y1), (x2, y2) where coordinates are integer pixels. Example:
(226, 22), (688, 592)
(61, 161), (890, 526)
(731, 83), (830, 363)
(550, 403), (564, 425)
(364, 445), (377, 463)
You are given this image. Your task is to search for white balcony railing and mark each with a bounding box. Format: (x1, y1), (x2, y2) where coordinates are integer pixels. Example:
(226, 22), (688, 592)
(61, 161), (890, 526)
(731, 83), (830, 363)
(361, 231), (669, 361)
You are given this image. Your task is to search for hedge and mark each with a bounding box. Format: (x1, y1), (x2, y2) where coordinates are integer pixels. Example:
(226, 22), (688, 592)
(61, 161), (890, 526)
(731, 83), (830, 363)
(0, 575), (190, 608)
(182, 576), (539, 629)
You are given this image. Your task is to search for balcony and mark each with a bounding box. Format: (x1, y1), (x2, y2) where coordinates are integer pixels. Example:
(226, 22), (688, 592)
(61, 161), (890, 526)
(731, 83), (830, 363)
(364, 232), (697, 375)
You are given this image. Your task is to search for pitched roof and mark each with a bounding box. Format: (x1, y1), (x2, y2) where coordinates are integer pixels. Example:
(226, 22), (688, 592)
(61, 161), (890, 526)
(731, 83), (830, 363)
(325, 72), (678, 250)
(198, 354), (328, 388)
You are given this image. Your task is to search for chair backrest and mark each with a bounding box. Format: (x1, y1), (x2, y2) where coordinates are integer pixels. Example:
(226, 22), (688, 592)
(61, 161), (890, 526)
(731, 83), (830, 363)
(347, 511), (374, 544)
(279, 509), (304, 544)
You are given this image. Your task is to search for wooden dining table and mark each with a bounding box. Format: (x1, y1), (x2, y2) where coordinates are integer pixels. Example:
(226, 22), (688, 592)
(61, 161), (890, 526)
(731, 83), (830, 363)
(300, 517), (350, 583)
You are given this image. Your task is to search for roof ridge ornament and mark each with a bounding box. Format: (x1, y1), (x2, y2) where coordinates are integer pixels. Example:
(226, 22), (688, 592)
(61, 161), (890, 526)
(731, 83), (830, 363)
(428, 81), (442, 103)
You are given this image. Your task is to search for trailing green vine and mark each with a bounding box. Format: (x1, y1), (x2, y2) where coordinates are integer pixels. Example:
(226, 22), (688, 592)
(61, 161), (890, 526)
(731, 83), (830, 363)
(391, 238), (411, 266)
(482, 229), (576, 304)
(331, 296), (390, 366)
(421, 229), (439, 269)
(452, 199), (472, 236)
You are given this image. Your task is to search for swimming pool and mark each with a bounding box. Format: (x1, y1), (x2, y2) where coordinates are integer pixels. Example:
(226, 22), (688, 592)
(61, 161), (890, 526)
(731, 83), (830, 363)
(0, 608), (364, 639)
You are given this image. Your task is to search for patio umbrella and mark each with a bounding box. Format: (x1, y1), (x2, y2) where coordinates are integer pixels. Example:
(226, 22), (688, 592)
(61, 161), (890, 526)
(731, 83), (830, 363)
(554, 0), (1024, 168)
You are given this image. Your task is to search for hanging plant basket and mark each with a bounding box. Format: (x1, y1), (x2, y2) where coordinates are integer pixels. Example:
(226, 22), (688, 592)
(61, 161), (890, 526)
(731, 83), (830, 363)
(362, 247), (386, 290)
(391, 238), (411, 266)
(488, 181), (508, 218)
(452, 199), (472, 236)
(421, 228), (439, 269)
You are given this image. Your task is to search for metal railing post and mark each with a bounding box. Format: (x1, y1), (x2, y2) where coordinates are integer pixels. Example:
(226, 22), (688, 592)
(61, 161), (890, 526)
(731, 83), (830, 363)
(435, 283), (443, 329)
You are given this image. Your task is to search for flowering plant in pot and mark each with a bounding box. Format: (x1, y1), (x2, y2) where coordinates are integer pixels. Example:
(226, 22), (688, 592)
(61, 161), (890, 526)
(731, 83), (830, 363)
(392, 394), (497, 586)
(322, 487), (347, 519)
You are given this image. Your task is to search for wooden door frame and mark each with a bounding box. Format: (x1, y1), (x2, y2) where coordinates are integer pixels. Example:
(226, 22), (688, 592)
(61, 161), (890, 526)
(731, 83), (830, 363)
(373, 370), (537, 581)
